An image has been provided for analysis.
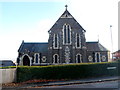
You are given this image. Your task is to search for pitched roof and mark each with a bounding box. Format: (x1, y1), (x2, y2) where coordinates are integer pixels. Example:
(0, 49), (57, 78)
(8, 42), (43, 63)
(49, 9), (85, 32)
(18, 42), (48, 53)
(0, 60), (16, 67)
(86, 42), (108, 52)
(113, 50), (120, 54)
(60, 9), (73, 18)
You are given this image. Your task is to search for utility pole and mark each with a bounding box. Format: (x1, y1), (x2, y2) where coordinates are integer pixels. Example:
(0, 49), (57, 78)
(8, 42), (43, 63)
(110, 25), (113, 60)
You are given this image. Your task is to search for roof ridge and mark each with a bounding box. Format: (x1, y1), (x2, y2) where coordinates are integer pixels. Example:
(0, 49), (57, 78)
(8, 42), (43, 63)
(98, 43), (108, 51)
(60, 8), (73, 18)
(86, 41), (98, 43)
(24, 42), (48, 44)
(49, 7), (85, 32)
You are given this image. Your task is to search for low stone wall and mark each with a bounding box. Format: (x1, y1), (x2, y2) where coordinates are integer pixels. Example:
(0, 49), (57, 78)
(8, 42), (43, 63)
(0, 68), (17, 84)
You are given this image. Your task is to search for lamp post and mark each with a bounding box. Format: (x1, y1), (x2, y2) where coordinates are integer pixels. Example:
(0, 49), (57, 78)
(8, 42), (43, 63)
(110, 25), (113, 60)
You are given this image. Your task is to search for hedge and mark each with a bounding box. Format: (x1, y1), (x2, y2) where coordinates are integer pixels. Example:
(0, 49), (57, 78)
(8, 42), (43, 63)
(0, 66), (16, 69)
(16, 62), (119, 82)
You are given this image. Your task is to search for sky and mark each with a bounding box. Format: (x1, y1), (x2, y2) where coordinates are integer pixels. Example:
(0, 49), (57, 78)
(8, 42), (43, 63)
(0, 0), (119, 62)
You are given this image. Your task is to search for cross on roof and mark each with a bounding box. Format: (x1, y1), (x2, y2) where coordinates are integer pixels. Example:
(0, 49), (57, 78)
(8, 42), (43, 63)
(65, 5), (68, 10)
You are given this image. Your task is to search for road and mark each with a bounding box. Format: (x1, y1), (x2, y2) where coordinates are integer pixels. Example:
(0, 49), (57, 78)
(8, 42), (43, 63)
(2, 80), (120, 90)
(40, 80), (120, 89)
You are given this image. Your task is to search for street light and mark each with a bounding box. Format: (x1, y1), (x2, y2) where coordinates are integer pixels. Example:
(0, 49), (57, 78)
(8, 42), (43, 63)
(110, 25), (113, 60)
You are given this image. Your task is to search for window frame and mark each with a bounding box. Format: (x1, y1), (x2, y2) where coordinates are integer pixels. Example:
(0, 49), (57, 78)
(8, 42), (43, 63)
(63, 24), (71, 45)
(34, 53), (40, 64)
(53, 54), (59, 64)
(76, 33), (81, 49)
(76, 54), (82, 63)
(53, 34), (59, 49)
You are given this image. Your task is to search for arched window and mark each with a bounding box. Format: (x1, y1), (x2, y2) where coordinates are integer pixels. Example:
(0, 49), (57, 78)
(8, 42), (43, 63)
(76, 34), (81, 48)
(34, 53), (40, 64)
(67, 25), (70, 43)
(64, 25), (67, 44)
(95, 52), (101, 62)
(63, 24), (71, 45)
(36, 54), (39, 63)
(53, 34), (59, 49)
(53, 54), (59, 64)
(76, 54), (82, 63)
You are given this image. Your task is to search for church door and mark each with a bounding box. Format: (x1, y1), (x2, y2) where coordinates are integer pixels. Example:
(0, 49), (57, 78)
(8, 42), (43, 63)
(23, 55), (30, 66)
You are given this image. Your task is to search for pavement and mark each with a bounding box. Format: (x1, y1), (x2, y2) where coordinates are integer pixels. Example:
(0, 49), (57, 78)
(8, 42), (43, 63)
(29, 76), (120, 87)
(2, 76), (120, 89)
(42, 76), (119, 86)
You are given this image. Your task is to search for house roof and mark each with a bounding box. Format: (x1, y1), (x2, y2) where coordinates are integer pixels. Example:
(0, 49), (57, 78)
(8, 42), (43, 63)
(86, 42), (108, 52)
(60, 9), (73, 18)
(0, 60), (15, 67)
(18, 41), (108, 54)
(113, 50), (120, 54)
(49, 9), (85, 32)
(18, 42), (48, 53)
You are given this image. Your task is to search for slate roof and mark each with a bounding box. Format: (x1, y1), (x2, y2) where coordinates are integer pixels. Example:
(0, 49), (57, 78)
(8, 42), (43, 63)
(86, 42), (108, 52)
(0, 60), (16, 67)
(113, 50), (120, 54)
(49, 9), (85, 32)
(18, 42), (48, 53)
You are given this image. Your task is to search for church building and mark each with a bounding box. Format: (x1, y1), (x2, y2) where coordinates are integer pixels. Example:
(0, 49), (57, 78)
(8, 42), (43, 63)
(17, 6), (109, 66)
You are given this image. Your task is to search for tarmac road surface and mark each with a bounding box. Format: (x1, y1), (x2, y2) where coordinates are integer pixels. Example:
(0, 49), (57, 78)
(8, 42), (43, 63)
(40, 80), (120, 89)
(2, 76), (120, 90)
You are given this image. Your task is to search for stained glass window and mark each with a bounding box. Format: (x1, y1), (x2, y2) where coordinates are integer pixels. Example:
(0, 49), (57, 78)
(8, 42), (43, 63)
(76, 34), (81, 48)
(53, 34), (58, 49)
(63, 24), (71, 44)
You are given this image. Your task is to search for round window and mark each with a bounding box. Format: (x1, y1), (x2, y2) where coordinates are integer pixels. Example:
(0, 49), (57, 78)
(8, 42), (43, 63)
(88, 56), (93, 62)
(42, 56), (46, 62)
(102, 56), (106, 61)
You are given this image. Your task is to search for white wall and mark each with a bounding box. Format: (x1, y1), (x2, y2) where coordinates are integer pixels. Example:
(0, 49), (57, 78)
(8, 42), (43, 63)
(0, 68), (16, 84)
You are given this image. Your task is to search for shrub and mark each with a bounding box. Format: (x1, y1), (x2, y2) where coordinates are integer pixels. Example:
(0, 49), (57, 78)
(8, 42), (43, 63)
(0, 66), (16, 69)
(16, 62), (119, 82)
